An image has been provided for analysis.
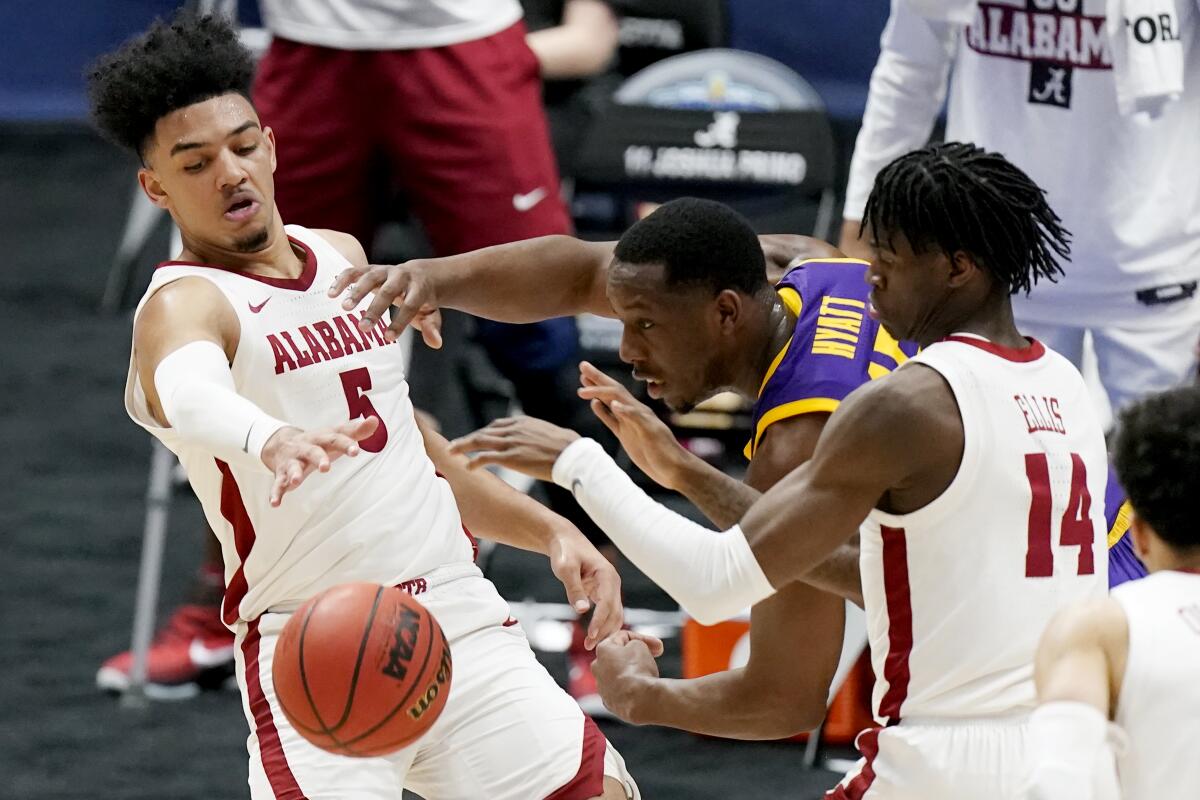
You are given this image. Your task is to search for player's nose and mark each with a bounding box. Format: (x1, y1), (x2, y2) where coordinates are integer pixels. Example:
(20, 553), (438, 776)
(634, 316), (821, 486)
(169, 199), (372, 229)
(215, 150), (250, 190)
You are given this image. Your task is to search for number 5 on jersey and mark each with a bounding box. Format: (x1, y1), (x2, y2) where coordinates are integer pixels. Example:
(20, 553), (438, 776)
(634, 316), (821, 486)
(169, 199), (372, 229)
(1024, 452), (1095, 578)
(340, 367), (389, 453)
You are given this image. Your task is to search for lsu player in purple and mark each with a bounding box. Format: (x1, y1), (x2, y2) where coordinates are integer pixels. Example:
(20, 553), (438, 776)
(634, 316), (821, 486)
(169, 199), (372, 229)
(1105, 471), (1147, 588)
(746, 258), (920, 460)
(333, 197), (1144, 733)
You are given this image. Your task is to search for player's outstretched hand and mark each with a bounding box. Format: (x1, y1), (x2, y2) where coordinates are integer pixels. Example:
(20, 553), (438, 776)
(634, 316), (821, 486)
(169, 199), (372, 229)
(577, 361), (690, 491)
(591, 630), (665, 723)
(547, 531), (624, 649)
(262, 418), (379, 507)
(328, 262), (443, 349)
(446, 416), (580, 482)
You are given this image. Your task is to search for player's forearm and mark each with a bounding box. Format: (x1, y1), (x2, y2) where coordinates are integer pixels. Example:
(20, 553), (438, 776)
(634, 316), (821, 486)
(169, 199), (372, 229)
(670, 453), (761, 529)
(842, 6), (957, 221)
(624, 670), (822, 740)
(418, 235), (614, 322)
(526, 1), (618, 80)
(552, 439), (776, 624)
(155, 341), (287, 472)
(671, 458), (864, 606)
(803, 541), (864, 608)
(419, 416), (573, 555)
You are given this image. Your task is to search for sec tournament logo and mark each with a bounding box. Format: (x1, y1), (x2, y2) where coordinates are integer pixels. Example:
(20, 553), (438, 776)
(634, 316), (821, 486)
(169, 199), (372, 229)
(964, 0), (1181, 110)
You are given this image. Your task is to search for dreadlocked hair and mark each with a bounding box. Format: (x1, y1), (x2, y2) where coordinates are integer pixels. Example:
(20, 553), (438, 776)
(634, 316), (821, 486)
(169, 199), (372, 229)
(862, 142), (1071, 295)
(87, 11), (255, 159)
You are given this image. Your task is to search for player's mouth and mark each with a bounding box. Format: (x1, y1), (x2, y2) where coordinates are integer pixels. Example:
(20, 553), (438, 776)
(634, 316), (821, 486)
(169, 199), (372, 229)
(632, 370), (665, 399)
(867, 291), (882, 321)
(224, 197), (260, 222)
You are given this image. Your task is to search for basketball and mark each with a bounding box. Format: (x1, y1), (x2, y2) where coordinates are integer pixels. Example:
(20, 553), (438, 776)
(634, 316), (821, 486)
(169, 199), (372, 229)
(272, 583), (453, 758)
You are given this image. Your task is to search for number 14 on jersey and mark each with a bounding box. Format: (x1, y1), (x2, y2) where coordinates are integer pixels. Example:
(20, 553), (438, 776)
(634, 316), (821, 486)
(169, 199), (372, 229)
(1024, 452), (1096, 578)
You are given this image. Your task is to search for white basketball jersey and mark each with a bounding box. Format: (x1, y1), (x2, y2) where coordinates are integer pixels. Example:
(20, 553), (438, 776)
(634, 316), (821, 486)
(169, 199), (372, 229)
(1112, 569), (1200, 800)
(124, 225), (473, 627)
(861, 335), (1108, 723)
(258, 0), (523, 51)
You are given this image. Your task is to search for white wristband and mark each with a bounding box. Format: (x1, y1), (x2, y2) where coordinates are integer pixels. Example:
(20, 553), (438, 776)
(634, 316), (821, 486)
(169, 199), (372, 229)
(552, 438), (776, 625)
(154, 341), (288, 468)
(1023, 701), (1114, 800)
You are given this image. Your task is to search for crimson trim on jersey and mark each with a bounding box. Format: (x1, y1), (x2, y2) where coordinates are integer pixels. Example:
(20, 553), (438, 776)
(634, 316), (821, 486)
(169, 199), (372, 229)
(825, 726), (881, 799)
(878, 525), (912, 726)
(544, 715), (606, 800)
(156, 235), (318, 292)
(943, 334), (1045, 363)
(243, 619), (309, 800)
(216, 460), (257, 627)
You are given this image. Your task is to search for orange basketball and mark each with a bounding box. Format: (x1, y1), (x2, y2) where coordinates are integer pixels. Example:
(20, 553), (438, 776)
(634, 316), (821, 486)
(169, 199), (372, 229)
(272, 582), (452, 757)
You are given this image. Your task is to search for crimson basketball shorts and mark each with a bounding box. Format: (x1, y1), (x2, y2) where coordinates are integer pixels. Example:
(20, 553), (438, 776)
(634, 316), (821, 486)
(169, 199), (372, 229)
(252, 22), (572, 254)
(234, 563), (638, 799)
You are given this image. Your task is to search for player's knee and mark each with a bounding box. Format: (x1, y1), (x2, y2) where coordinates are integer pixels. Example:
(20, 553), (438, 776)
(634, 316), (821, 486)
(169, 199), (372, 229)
(588, 776), (634, 800)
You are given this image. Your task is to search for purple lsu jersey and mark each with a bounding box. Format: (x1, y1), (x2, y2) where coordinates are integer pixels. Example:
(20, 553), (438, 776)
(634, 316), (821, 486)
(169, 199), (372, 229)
(749, 258), (1146, 587)
(1105, 466), (1147, 588)
(745, 259), (919, 459)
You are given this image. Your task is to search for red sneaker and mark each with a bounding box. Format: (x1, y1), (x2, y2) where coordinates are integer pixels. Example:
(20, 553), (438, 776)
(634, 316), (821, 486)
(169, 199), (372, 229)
(96, 604), (235, 700)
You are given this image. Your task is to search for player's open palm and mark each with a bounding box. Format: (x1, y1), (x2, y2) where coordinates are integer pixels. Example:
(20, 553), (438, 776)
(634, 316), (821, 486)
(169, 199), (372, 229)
(577, 361), (689, 491)
(262, 417), (380, 506)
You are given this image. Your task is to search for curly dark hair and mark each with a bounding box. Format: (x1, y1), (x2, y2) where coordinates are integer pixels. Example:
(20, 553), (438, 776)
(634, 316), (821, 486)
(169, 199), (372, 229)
(862, 142), (1072, 296)
(613, 198), (768, 296)
(1114, 385), (1200, 551)
(87, 11), (255, 159)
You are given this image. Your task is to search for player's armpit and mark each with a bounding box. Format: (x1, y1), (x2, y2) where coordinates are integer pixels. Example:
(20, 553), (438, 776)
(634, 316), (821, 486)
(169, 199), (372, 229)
(1033, 597), (1129, 716)
(740, 365), (962, 589)
(134, 276), (240, 426)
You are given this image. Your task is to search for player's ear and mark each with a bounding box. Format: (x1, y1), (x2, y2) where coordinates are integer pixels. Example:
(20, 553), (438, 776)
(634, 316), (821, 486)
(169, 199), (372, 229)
(264, 125), (277, 173)
(1128, 509), (1152, 564)
(946, 250), (978, 289)
(714, 288), (742, 331)
(138, 166), (170, 210)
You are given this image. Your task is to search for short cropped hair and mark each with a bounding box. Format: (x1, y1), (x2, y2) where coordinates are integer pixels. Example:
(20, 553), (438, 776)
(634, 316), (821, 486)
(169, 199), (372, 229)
(1114, 385), (1200, 551)
(87, 11), (255, 159)
(613, 198), (768, 295)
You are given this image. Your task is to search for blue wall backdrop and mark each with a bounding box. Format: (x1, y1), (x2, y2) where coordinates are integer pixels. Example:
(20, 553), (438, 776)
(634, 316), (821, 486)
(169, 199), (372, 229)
(0, 0), (887, 122)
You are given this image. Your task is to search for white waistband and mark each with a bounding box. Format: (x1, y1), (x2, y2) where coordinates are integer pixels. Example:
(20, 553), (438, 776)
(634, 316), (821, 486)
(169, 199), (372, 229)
(898, 710), (1031, 728)
(263, 560), (482, 616)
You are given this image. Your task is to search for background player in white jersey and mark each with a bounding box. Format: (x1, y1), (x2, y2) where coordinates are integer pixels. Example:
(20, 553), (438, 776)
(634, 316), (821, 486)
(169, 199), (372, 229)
(351, 142), (1111, 798)
(87, 13), (636, 799)
(1026, 384), (1200, 800)
(838, 0), (1200, 415)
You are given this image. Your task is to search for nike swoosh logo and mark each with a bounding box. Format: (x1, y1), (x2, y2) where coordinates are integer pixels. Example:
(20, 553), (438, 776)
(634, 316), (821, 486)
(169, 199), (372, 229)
(188, 638), (236, 668)
(248, 298), (270, 313)
(512, 187), (548, 212)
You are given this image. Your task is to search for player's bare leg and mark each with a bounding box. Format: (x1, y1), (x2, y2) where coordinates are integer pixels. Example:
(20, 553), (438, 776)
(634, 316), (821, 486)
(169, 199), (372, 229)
(593, 776), (634, 800)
